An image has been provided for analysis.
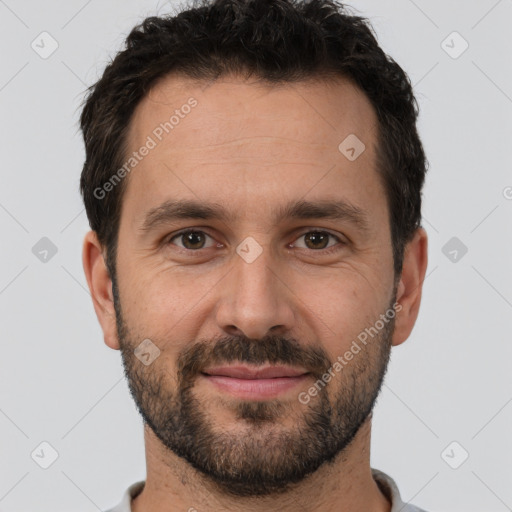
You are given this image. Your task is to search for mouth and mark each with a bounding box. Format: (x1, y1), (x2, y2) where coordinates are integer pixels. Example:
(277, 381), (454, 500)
(200, 365), (311, 400)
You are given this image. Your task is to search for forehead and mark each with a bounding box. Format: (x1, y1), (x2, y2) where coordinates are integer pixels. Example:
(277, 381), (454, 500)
(128, 73), (377, 151)
(121, 73), (382, 224)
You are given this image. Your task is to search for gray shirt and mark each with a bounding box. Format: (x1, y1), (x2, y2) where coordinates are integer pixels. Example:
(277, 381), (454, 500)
(104, 468), (428, 511)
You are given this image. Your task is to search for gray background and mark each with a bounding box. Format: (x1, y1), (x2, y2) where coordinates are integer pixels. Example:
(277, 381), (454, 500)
(0, 0), (511, 510)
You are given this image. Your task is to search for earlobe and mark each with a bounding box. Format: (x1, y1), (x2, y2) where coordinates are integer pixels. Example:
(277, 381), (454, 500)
(82, 231), (120, 350)
(391, 227), (428, 347)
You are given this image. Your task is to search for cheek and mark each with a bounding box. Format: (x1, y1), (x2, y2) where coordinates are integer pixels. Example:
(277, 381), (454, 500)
(118, 267), (210, 348)
(298, 270), (390, 356)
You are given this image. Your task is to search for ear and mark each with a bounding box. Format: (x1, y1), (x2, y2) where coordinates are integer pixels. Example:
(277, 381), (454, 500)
(392, 227), (428, 347)
(82, 230), (120, 350)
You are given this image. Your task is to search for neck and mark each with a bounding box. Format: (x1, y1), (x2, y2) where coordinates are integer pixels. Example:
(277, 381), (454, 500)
(132, 416), (391, 512)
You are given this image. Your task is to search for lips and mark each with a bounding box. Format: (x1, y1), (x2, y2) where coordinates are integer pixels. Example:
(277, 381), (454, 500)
(202, 365), (309, 379)
(200, 365), (311, 399)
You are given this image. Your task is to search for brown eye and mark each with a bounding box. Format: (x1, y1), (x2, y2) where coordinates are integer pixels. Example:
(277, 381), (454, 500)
(292, 230), (344, 252)
(304, 232), (330, 249)
(168, 230), (215, 250)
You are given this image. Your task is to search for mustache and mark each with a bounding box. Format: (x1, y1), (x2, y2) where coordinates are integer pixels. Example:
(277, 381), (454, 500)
(176, 334), (332, 383)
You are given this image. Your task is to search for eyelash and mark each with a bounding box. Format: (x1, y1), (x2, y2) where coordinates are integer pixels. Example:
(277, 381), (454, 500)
(166, 229), (346, 255)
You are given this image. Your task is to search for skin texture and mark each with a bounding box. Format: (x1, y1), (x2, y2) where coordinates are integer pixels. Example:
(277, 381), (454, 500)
(83, 74), (428, 512)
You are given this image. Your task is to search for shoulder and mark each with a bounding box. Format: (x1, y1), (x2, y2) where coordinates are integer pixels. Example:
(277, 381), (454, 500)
(103, 480), (145, 512)
(371, 468), (429, 512)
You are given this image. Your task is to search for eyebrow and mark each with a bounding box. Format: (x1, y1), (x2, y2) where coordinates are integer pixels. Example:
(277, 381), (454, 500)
(139, 198), (371, 235)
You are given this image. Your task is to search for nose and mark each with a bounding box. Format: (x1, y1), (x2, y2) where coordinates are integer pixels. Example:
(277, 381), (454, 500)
(215, 245), (295, 340)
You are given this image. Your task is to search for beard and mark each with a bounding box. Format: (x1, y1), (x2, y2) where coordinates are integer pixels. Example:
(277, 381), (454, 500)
(112, 275), (396, 497)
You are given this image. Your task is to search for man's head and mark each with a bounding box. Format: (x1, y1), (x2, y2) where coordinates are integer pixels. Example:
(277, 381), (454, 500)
(81, 0), (428, 498)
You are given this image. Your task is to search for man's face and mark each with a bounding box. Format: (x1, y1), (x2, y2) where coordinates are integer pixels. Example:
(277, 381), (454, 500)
(113, 75), (397, 496)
